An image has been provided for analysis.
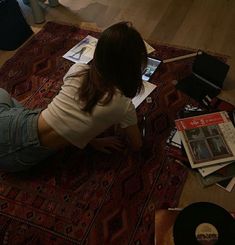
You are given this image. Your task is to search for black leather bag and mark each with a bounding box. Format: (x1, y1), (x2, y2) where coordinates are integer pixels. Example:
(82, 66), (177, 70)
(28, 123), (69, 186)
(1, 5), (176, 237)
(176, 52), (229, 103)
(0, 0), (33, 50)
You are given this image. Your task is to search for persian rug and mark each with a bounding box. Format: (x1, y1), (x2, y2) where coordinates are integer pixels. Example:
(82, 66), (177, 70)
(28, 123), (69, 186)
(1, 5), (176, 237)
(0, 21), (232, 245)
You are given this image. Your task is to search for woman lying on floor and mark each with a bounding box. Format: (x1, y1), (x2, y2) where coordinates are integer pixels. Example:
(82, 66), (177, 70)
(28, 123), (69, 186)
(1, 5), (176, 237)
(0, 21), (147, 172)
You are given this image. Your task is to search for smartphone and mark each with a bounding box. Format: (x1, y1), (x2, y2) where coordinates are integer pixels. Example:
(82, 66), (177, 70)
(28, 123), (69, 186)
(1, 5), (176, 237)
(142, 57), (161, 81)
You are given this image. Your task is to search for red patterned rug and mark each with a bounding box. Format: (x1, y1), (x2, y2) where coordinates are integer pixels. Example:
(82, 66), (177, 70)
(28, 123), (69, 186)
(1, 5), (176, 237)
(0, 21), (217, 244)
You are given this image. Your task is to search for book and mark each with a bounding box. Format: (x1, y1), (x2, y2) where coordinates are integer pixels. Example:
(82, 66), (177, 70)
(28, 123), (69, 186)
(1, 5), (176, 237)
(176, 105), (235, 176)
(175, 111), (235, 169)
(217, 177), (235, 192)
(176, 52), (229, 102)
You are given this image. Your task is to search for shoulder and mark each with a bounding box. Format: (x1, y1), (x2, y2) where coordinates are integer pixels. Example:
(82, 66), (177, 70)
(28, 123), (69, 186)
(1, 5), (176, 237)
(110, 90), (135, 112)
(63, 63), (90, 81)
(113, 89), (132, 104)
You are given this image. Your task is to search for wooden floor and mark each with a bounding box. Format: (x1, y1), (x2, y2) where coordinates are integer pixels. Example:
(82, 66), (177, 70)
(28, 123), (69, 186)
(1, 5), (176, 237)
(1, 0), (235, 210)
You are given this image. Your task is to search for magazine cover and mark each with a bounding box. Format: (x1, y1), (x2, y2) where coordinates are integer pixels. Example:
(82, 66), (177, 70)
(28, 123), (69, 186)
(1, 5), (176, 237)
(63, 35), (98, 63)
(175, 111), (235, 168)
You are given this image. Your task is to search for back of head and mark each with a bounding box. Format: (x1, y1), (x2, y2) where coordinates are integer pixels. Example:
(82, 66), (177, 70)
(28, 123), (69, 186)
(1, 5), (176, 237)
(93, 21), (147, 98)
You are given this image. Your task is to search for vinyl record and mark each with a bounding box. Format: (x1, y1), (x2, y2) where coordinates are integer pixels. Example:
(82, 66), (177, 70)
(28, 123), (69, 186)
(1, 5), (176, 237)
(173, 202), (235, 245)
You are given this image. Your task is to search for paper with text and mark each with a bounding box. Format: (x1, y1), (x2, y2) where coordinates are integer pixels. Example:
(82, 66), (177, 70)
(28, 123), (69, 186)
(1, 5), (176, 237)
(132, 81), (157, 108)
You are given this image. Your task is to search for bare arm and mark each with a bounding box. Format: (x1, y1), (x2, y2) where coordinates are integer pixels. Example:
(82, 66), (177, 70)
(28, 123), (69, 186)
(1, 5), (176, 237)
(89, 124), (142, 153)
(122, 124), (143, 151)
(89, 136), (124, 153)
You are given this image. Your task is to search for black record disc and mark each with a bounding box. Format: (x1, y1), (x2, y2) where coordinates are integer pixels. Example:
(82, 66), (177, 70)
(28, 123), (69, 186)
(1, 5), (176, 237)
(173, 202), (235, 245)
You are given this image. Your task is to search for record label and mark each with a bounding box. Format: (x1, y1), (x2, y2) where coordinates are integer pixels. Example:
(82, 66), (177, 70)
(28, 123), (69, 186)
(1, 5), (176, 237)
(195, 223), (219, 244)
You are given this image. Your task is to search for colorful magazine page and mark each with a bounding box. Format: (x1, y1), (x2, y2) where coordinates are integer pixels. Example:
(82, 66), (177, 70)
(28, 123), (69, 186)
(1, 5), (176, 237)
(63, 35), (98, 63)
(175, 111), (235, 169)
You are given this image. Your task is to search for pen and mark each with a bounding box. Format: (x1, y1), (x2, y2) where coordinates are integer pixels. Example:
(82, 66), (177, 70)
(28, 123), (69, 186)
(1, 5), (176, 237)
(163, 51), (202, 64)
(168, 207), (183, 211)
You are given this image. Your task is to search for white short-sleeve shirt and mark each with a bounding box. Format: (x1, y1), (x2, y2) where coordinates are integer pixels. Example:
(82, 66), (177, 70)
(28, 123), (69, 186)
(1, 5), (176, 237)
(42, 64), (137, 148)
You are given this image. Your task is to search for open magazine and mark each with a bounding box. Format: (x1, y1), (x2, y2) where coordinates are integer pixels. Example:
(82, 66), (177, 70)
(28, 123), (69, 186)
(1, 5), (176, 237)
(63, 35), (98, 64)
(175, 111), (235, 169)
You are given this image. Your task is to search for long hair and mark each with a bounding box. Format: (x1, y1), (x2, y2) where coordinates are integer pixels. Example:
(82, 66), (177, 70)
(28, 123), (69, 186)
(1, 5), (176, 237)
(78, 21), (147, 113)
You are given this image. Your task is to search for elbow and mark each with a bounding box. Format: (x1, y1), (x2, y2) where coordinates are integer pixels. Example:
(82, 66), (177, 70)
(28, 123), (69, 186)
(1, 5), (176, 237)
(130, 139), (143, 152)
(124, 124), (143, 152)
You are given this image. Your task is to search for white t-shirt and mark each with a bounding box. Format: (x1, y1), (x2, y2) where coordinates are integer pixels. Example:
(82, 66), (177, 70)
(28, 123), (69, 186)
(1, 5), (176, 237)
(42, 63), (137, 149)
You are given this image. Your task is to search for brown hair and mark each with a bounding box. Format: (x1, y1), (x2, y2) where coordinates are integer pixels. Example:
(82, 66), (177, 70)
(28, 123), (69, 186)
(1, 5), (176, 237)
(78, 21), (147, 113)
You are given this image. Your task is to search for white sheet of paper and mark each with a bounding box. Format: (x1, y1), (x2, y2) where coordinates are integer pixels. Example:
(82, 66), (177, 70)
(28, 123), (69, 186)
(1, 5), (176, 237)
(132, 81), (157, 108)
(63, 35), (98, 63)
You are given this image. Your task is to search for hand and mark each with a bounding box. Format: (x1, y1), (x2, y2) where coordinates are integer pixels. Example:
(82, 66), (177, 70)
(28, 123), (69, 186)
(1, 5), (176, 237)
(89, 137), (125, 154)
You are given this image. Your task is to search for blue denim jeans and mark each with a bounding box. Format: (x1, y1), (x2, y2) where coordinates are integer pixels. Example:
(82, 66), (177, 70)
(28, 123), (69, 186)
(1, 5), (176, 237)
(0, 88), (55, 172)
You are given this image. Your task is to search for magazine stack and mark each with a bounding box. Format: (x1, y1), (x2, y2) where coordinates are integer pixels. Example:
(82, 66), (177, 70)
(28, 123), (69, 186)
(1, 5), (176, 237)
(167, 108), (235, 192)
